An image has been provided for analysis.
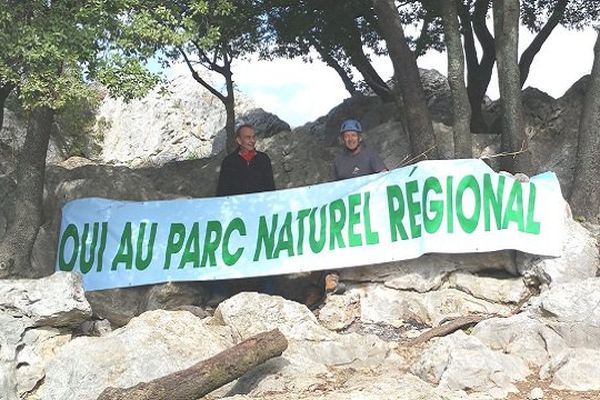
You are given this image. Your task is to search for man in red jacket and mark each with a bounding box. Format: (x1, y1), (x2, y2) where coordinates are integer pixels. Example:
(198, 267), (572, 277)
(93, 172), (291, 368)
(216, 124), (275, 196)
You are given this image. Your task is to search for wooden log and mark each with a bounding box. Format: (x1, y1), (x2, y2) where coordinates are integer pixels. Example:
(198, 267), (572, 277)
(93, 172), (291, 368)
(97, 328), (288, 400)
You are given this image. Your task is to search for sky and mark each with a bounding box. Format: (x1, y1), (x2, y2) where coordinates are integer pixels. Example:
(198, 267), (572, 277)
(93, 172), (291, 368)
(168, 26), (598, 128)
(233, 26), (598, 128)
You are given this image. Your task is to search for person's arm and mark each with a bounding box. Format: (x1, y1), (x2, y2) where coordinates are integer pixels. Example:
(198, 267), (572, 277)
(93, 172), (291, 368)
(264, 155), (275, 191)
(216, 157), (232, 196)
(332, 158), (340, 181)
(370, 150), (388, 173)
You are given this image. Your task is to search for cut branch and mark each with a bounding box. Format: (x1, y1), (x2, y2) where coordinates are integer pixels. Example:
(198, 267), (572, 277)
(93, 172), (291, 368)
(178, 47), (226, 103)
(408, 314), (492, 346)
(96, 329), (288, 400)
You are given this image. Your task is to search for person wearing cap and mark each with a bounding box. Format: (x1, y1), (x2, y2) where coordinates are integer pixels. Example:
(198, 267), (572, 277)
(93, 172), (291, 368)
(333, 119), (387, 180)
(216, 123), (275, 196)
(324, 119), (388, 295)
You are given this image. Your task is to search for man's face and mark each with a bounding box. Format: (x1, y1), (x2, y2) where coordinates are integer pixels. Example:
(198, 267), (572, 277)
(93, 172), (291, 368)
(236, 127), (257, 151)
(341, 130), (361, 152)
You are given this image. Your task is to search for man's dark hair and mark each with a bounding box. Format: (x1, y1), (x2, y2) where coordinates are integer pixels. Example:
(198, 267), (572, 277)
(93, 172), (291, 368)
(235, 123), (255, 137)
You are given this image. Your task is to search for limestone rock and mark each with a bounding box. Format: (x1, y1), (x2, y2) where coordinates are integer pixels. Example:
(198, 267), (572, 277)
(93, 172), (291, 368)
(340, 252), (517, 290)
(85, 286), (149, 327)
(0, 272), (90, 327)
(97, 73), (259, 166)
(0, 314), (32, 400)
(540, 348), (600, 391)
(213, 292), (332, 342)
(15, 328), (71, 398)
(472, 312), (566, 368)
(236, 108), (291, 137)
(359, 284), (511, 327)
(411, 331), (530, 397)
(517, 210), (599, 287)
(204, 293), (405, 398)
(447, 272), (530, 304)
(530, 277), (600, 348)
(317, 292), (360, 331)
(37, 310), (234, 400)
(212, 292), (399, 369)
(142, 281), (210, 312)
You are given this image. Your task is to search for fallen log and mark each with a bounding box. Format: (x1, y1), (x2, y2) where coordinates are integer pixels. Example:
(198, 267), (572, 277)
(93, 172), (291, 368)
(97, 328), (288, 400)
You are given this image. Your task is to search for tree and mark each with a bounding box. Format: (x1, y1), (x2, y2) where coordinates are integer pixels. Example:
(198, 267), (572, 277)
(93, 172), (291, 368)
(457, 0), (496, 132)
(440, 0), (472, 158)
(112, 0), (265, 152)
(373, 0), (439, 160)
(456, 0), (600, 132)
(263, 0), (393, 101)
(569, 29), (600, 222)
(493, 0), (532, 174)
(0, 0), (158, 277)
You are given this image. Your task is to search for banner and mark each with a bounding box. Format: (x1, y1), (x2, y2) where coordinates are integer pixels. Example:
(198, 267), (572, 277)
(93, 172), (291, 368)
(56, 159), (565, 291)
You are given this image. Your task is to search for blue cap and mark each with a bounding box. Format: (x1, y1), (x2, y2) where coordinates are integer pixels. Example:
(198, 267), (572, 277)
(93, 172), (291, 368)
(340, 119), (362, 134)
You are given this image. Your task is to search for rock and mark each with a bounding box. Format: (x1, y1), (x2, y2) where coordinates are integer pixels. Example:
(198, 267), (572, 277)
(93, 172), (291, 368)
(0, 272), (91, 327)
(315, 95), (397, 146)
(517, 211), (599, 287)
(530, 387), (544, 399)
(340, 252), (518, 291)
(212, 292), (399, 368)
(359, 284), (511, 327)
(0, 314), (32, 400)
(76, 319), (112, 337)
(447, 272), (530, 304)
(213, 292), (335, 343)
(97, 73), (260, 166)
(411, 330), (530, 397)
(540, 348), (600, 391)
(317, 292), (360, 331)
(142, 282), (210, 312)
(419, 69), (453, 125)
(237, 108), (291, 137)
(472, 312), (566, 368)
(15, 328), (71, 398)
(260, 129), (335, 189)
(85, 286), (149, 327)
(530, 277), (600, 348)
(37, 310), (235, 400)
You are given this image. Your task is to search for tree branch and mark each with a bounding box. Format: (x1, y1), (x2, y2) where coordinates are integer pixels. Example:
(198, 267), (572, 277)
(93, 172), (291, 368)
(519, 0), (568, 86)
(178, 46), (226, 103)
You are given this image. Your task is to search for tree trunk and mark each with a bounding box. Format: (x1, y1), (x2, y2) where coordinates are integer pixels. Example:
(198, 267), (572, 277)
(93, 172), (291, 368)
(0, 106), (53, 278)
(343, 18), (394, 102)
(97, 329), (288, 400)
(519, 0), (568, 87)
(372, 0), (439, 160)
(311, 39), (358, 97)
(493, 0), (532, 174)
(569, 30), (600, 223)
(459, 0), (496, 133)
(223, 51), (237, 154)
(0, 83), (15, 132)
(441, 0), (472, 158)
(224, 91), (236, 154)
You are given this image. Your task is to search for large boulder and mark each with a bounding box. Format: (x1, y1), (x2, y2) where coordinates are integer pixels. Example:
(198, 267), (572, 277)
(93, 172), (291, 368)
(0, 272), (90, 327)
(516, 206), (599, 288)
(96, 73), (260, 166)
(36, 310), (234, 400)
(411, 330), (530, 398)
(0, 272), (91, 400)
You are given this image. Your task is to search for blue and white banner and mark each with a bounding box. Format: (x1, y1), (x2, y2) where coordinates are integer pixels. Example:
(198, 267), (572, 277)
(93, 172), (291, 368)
(56, 159), (565, 291)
